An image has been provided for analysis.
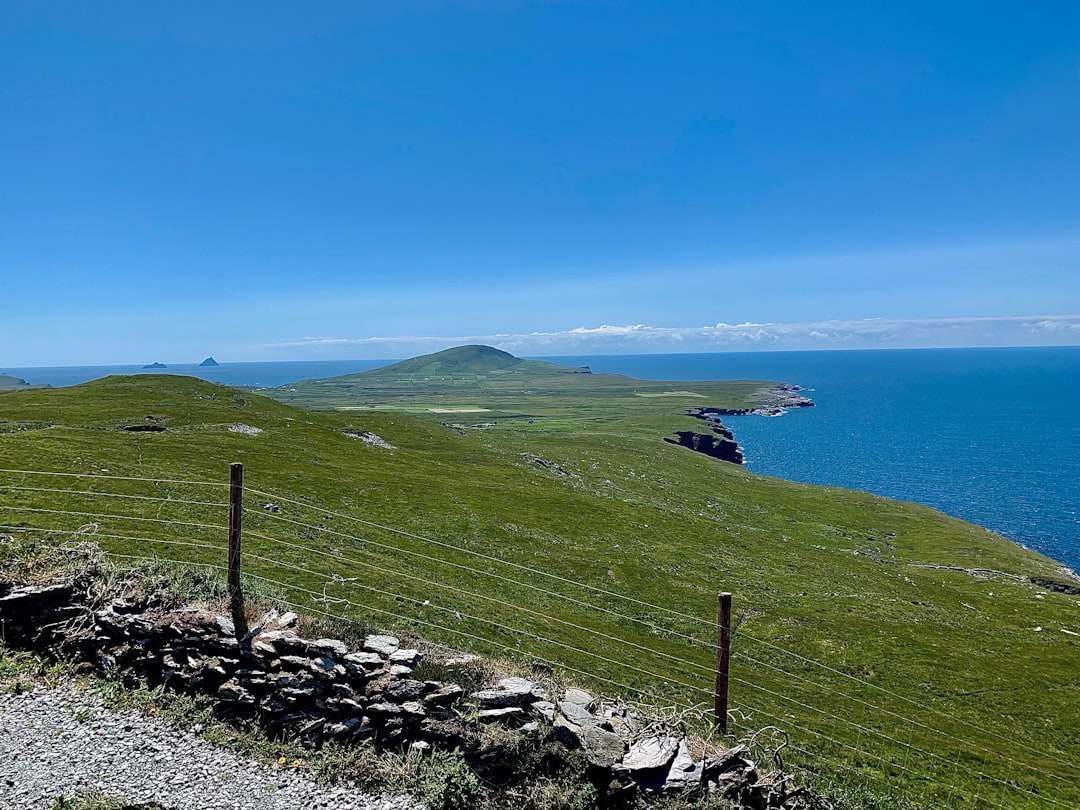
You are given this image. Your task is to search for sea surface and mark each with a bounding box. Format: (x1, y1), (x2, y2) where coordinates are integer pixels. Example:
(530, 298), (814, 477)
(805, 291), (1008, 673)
(6, 347), (1079, 572)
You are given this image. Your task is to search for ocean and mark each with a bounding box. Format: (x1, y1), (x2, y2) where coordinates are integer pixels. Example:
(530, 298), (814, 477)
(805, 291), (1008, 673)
(6, 347), (1079, 572)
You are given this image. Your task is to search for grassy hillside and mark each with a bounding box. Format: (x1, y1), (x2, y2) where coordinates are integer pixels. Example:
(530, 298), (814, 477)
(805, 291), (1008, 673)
(1, 372), (1078, 808)
(268, 344), (773, 436)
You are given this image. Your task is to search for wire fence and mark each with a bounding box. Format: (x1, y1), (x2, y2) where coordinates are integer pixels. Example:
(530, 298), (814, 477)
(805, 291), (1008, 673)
(1, 466), (1077, 809)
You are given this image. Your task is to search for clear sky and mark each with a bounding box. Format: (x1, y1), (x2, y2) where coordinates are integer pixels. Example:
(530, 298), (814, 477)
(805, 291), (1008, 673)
(2, 1), (1078, 365)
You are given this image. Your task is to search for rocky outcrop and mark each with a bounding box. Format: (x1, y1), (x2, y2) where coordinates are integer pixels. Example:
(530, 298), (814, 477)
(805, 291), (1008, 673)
(1030, 576), (1080, 595)
(0, 577), (817, 807)
(665, 421), (744, 464)
(688, 384), (815, 419)
(344, 430), (395, 450)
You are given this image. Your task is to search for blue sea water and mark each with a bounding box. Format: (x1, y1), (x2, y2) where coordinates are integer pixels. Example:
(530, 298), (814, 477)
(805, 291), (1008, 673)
(6, 347), (1079, 572)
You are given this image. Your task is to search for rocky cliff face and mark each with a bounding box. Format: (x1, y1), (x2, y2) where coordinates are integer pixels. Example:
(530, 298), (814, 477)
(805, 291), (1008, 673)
(665, 421), (744, 464)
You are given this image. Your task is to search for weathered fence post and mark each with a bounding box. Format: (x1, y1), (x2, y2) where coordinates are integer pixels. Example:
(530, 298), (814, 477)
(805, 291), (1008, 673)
(228, 462), (244, 619)
(714, 591), (732, 734)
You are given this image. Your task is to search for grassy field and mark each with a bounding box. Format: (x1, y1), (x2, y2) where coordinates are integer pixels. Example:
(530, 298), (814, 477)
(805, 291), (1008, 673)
(267, 344), (774, 436)
(1, 352), (1078, 808)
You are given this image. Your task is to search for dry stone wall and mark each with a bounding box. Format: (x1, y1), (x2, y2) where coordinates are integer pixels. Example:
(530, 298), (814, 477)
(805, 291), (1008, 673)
(0, 579), (817, 808)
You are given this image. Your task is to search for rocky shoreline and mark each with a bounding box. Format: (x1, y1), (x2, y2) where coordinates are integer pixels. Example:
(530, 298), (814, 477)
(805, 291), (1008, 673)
(665, 383), (814, 465)
(688, 383), (815, 419)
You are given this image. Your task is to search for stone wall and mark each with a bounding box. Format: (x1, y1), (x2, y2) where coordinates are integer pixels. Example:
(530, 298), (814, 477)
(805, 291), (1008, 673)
(0, 579), (815, 808)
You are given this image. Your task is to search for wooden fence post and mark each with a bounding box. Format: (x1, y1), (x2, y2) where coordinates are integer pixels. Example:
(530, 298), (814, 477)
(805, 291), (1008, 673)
(714, 591), (732, 734)
(228, 462), (244, 618)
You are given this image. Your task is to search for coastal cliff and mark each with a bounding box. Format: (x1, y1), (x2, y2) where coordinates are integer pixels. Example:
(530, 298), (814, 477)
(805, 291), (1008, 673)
(667, 383), (813, 464)
(665, 420), (744, 464)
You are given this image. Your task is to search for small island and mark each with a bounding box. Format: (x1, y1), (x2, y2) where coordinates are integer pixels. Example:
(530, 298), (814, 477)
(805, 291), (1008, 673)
(142, 362), (167, 369)
(198, 357), (219, 367)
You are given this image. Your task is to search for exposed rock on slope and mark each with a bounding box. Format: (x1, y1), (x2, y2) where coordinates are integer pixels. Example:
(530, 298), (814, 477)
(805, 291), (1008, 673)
(665, 421), (744, 464)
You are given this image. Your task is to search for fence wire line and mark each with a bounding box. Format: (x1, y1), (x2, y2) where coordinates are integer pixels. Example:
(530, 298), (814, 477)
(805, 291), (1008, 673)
(246, 525), (722, 683)
(247, 521), (1079, 791)
(0, 468), (226, 489)
(244, 501), (1075, 783)
(241, 548), (716, 701)
(0, 484), (228, 509)
(8, 485), (1061, 788)
(102, 552), (980, 806)
(245, 484), (1073, 772)
(241, 543), (1075, 805)
(0, 504), (225, 533)
(7, 478), (1073, 801)
(730, 674), (1064, 807)
(93, 550), (1065, 808)
(249, 523), (1080, 792)
(102, 551), (676, 710)
(727, 704), (1015, 810)
(729, 647), (1080, 788)
(245, 485), (718, 625)
(245, 508), (712, 646)
(105, 551), (659, 711)
(8, 525), (223, 556)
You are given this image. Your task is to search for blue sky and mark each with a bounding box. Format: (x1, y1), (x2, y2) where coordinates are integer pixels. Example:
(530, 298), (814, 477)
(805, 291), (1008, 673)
(2, 1), (1078, 365)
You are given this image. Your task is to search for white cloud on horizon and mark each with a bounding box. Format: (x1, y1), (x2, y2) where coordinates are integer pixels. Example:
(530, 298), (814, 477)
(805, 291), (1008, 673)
(243, 314), (1080, 359)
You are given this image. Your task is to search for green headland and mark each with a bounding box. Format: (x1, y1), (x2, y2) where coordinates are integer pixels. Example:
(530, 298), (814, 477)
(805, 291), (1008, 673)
(1, 346), (1077, 807)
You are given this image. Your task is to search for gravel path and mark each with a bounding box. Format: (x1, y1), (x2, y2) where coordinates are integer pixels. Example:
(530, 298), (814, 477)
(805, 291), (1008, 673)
(0, 684), (420, 810)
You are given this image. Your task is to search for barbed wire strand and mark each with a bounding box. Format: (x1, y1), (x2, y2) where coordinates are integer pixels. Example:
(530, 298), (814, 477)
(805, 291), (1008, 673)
(244, 510), (712, 645)
(242, 548), (716, 701)
(0, 504), (224, 533)
(0, 484), (227, 509)
(730, 675), (1061, 806)
(244, 506), (1076, 783)
(729, 648), (1080, 786)
(0, 468), (226, 488)
(248, 519), (1080, 788)
(94, 550), (1053, 808)
(100, 551), (683, 709)
(244, 485), (1073, 769)
(247, 526), (725, 681)
(8, 525), (223, 555)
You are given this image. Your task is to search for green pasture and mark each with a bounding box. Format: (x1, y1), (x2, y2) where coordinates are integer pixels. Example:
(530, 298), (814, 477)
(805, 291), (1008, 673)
(1, 358), (1078, 808)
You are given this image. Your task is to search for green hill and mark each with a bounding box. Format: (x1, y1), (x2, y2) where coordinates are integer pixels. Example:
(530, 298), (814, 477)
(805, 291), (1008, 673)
(1, 372), (1078, 807)
(271, 345), (776, 434)
(358, 344), (583, 377)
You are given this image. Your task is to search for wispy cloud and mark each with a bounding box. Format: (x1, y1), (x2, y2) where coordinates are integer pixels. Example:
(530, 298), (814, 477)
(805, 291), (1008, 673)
(247, 314), (1080, 358)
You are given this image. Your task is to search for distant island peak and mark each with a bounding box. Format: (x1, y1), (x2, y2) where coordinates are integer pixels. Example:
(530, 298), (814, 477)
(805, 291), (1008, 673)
(199, 357), (219, 367)
(142, 362), (167, 369)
